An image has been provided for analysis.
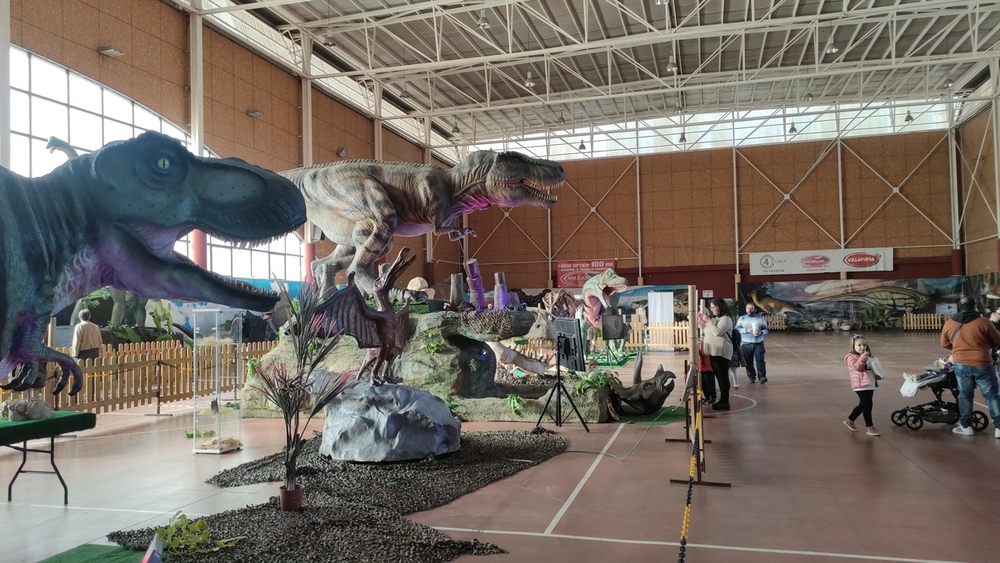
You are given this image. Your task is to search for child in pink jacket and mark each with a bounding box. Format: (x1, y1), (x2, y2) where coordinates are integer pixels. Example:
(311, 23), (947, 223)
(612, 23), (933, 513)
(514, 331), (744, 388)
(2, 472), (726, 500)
(844, 334), (880, 436)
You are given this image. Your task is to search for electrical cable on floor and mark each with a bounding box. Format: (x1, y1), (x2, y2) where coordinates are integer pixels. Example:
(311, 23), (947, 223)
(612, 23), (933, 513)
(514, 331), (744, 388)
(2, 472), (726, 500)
(563, 401), (681, 461)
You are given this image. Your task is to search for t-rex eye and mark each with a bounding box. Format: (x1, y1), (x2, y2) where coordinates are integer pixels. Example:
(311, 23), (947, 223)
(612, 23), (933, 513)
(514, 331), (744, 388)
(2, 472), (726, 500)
(156, 157), (172, 171)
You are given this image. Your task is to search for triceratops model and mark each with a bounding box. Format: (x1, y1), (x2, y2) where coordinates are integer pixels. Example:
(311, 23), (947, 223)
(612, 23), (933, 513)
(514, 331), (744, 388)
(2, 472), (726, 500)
(0, 132), (306, 394)
(608, 353), (677, 417)
(281, 151), (565, 299)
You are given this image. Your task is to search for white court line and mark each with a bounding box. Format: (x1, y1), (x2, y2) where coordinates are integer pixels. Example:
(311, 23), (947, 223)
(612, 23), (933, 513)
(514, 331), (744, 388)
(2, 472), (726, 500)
(544, 423), (625, 535)
(433, 526), (962, 562)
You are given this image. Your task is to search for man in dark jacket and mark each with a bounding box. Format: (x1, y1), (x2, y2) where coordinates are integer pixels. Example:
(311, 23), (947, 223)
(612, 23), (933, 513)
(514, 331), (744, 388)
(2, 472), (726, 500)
(940, 296), (1000, 438)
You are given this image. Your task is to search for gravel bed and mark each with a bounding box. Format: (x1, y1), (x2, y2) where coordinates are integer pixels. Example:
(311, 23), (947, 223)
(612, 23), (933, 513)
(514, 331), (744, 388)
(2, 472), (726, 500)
(108, 430), (566, 563)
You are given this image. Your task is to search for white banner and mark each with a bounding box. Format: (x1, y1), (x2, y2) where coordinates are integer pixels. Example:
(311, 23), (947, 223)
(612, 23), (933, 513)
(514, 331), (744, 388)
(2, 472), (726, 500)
(750, 248), (893, 276)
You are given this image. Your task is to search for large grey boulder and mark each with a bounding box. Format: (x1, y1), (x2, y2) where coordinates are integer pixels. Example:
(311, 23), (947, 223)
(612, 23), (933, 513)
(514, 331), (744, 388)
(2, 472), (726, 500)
(319, 381), (461, 462)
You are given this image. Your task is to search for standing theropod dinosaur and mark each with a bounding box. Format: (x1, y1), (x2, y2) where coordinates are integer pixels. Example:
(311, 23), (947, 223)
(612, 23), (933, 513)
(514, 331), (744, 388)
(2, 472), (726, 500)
(0, 131), (306, 394)
(281, 151), (564, 299)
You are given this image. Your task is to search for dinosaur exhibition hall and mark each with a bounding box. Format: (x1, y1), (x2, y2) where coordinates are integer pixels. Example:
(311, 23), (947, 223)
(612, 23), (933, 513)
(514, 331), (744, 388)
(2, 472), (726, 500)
(3, 1), (1000, 562)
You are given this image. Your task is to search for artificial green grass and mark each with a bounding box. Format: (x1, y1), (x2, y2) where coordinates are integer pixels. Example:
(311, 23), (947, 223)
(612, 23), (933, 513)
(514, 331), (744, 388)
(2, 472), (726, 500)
(40, 543), (145, 563)
(587, 351), (638, 368)
(617, 405), (686, 425)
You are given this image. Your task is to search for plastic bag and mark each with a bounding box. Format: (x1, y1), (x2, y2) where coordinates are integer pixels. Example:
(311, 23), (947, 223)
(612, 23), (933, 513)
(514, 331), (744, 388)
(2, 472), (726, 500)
(900, 377), (921, 398)
(868, 357), (885, 380)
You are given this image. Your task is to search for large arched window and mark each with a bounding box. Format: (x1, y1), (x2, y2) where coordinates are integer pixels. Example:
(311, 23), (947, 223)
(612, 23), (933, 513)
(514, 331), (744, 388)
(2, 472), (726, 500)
(7, 47), (303, 282)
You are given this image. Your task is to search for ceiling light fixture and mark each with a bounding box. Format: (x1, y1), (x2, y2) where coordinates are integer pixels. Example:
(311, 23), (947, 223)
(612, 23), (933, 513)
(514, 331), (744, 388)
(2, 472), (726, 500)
(944, 77), (955, 88)
(321, 29), (336, 47)
(678, 132), (687, 144)
(825, 45), (839, 55)
(655, 0), (669, 6)
(557, 112), (565, 125)
(98, 46), (124, 58)
(804, 92), (814, 102)
(399, 84), (410, 98)
(578, 141), (586, 151)
(904, 110), (914, 122)
(246, 108), (264, 118)
(788, 122), (798, 134)
(666, 55), (678, 74)
(451, 122), (460, 135)
(524, 71), (535, 89)
(477, 8), (490, 29)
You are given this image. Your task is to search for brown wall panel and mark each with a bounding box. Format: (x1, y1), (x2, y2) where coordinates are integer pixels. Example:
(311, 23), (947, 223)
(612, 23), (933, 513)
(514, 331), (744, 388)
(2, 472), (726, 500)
(311, 89), (373, 164)
(841, 132), (952, 259)
(959, 109), (998, 274)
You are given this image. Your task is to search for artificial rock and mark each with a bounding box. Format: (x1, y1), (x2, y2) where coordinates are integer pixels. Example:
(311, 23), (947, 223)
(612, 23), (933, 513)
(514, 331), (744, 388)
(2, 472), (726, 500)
(319, 381), (461, 462)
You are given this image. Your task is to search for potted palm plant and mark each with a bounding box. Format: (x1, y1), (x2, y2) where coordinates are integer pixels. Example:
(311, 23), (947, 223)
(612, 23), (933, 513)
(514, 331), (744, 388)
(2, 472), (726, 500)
(250, 282), (352, 511)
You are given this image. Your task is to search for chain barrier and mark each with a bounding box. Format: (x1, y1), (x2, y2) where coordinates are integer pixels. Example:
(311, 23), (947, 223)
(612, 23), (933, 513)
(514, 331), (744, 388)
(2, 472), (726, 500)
(678, 389), (703, 563)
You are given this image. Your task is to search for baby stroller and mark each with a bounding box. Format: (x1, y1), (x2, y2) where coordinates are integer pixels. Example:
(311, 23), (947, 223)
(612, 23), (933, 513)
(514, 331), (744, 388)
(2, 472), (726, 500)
(890, 366), (990, 432)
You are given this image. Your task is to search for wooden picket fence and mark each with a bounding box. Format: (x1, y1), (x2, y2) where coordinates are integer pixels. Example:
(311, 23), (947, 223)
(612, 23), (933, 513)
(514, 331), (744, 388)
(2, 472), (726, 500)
(593, 315), (786, 353)
(901, 313), (949, 331)
(764, 315), (788, 330)
(0, 341), (272, 413)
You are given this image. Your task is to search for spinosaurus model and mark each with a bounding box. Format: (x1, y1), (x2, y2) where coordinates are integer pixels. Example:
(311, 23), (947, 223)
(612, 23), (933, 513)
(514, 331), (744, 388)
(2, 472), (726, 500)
(281, 151), (565, 299)
(0, 131), (306, 394)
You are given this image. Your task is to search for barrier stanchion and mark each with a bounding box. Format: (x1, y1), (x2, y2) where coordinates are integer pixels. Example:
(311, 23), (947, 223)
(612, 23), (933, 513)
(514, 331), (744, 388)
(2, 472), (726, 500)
(668, 365), (730, 488)
(144, 361), (172, 417)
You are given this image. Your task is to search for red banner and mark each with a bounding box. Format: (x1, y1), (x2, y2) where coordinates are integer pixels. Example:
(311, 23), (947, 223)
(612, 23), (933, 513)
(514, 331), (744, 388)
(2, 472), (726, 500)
(555, 259), (616, 288)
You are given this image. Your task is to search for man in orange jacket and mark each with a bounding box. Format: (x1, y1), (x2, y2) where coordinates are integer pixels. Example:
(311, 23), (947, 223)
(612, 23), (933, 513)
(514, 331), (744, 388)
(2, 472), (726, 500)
(940, 296), (1000, 438)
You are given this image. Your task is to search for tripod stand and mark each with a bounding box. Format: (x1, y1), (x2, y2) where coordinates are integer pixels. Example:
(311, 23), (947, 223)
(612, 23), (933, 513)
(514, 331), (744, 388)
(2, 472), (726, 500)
(535, 335), (590, 432)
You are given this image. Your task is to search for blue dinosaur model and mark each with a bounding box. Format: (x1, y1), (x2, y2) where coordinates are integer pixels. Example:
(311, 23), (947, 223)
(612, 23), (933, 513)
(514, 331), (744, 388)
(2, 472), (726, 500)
(0, 132), (306, 394)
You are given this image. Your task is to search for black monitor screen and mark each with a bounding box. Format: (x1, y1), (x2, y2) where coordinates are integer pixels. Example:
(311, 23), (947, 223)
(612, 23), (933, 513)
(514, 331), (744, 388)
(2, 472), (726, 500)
(554, 317), (586, 372)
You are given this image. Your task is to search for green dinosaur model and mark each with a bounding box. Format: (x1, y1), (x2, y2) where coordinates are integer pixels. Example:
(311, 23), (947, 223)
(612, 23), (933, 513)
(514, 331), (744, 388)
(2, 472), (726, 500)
(281, 151), (564, 299)
(0, 132), (306, 394)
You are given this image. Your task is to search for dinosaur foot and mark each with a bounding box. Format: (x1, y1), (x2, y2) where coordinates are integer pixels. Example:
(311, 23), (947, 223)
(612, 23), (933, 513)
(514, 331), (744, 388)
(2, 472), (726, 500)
(1, 362), (83, 395)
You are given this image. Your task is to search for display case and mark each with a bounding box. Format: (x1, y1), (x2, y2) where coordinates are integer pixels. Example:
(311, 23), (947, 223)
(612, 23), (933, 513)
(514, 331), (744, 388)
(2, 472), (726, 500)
(191, 308), (243, 454)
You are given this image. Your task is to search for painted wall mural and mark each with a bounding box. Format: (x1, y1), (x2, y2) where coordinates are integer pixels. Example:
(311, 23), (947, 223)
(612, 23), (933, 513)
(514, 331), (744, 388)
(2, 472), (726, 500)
(736, 272), (1000, 330)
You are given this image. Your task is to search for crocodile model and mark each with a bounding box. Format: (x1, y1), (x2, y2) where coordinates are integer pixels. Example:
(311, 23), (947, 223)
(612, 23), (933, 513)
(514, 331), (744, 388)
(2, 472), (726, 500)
(0, 131), (306, 394)
(281, 151), (564, 299)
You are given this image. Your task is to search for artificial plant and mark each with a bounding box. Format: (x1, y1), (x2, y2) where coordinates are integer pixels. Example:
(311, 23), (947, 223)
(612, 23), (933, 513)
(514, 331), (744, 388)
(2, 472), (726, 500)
(249, 281), (352, 493)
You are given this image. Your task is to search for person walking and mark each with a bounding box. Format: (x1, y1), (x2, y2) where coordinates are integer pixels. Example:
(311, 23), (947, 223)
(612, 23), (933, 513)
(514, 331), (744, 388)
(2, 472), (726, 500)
(736, 302), (768, 383)
(699, 298), (734, 410)
(940, 296), (1000, 438)
(71, 309), (102, 361)
(843, 334), (880, 436)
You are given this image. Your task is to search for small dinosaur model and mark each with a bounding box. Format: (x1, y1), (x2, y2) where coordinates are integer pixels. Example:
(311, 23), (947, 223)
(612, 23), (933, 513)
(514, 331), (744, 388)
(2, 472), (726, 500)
(321, 248), (415, 385)
(749, 289), (802, 316)
(581, 269), (628, 328)
(0, 131), (306, 394)
(281, 151), (564, 299)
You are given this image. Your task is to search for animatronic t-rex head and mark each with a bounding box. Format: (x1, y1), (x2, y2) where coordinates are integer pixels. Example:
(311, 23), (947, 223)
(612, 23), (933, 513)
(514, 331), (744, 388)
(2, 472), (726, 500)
(450, 150), (564, 209)
(61, 131), (306, 312)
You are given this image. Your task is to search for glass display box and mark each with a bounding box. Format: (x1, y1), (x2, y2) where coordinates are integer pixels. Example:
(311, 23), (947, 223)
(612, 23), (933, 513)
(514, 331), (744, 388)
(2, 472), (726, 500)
(191, 308), (243, 454)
